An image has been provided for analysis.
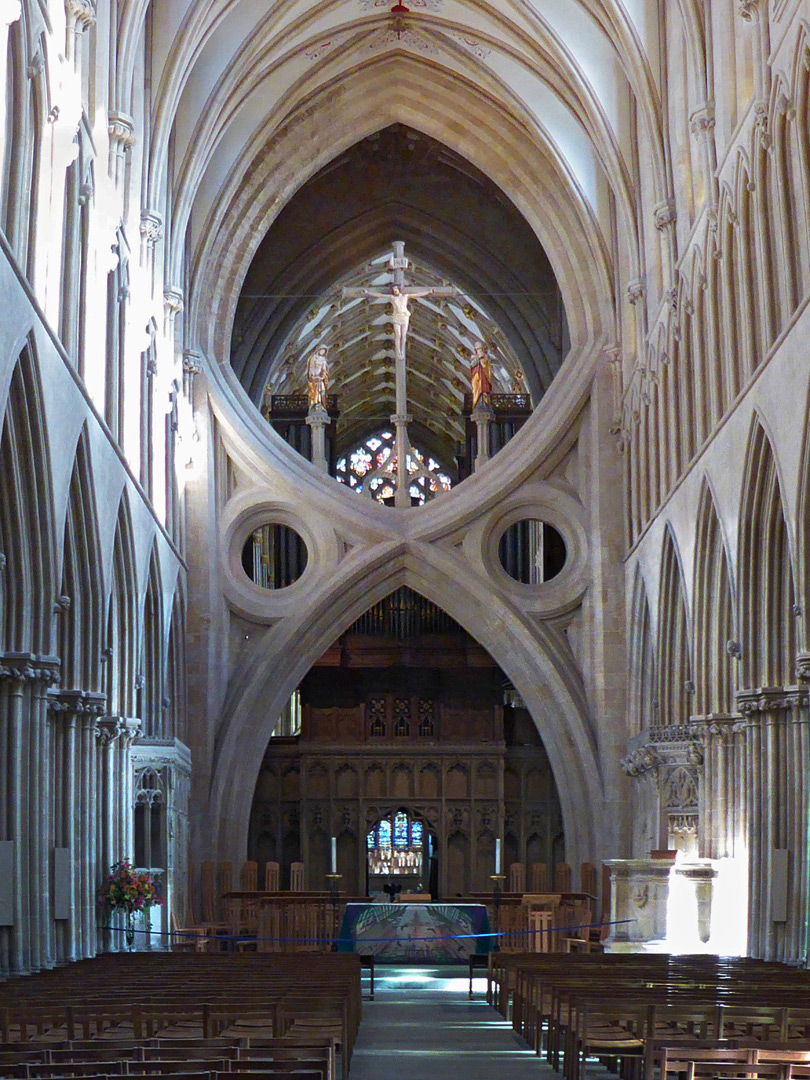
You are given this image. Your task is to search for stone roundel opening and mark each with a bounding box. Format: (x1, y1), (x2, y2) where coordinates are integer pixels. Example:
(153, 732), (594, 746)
(241, 522), (309, 591)
(497, 519), (566, 585)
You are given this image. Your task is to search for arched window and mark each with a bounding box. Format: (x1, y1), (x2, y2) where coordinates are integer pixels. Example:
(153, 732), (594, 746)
(336, 430), (452, 506)
(367, 810), (424, 876)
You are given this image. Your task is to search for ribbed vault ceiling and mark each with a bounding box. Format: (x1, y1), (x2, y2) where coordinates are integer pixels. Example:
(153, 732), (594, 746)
(230, 124), (568, 458)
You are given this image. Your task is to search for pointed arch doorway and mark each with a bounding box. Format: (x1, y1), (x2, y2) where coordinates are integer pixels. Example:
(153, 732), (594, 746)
(247, 587), (564, 897)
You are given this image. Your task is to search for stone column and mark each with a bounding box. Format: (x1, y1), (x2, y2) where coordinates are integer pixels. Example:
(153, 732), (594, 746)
(107, 111), (135, 187)
(472, 402), (494, 471)
(737, 686), (809, 962)
(689, 715), (742, 860)
(0, 655), (60, 976)
(603, 859), (674, 951)
(306, 406), (329, 473)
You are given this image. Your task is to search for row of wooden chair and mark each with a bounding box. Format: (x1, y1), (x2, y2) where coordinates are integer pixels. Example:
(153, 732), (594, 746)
(0, 953), (360, 1077)
(488, 951), (810, 1080)
(0, 1037), (335, 1079)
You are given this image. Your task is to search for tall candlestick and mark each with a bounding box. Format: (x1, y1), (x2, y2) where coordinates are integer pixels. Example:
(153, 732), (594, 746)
(495, 838), (502, 875)
(331, 836), (337, 874)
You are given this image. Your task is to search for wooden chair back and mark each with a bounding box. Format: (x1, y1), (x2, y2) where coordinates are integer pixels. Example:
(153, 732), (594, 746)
(241, 861), (258, 891)
(509, 863), (526, 894)
(264, 862), (280, 891)
(290, 863), (305, 891)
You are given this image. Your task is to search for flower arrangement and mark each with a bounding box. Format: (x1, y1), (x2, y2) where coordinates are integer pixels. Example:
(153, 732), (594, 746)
(98, 859), (162, 915)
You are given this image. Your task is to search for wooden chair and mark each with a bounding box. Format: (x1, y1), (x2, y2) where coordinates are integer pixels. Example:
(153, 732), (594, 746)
(508, 862), (526, 894)
(290, 863), (305, 892)
(264, 862), (280, 891)
(241, 861), (258, 891)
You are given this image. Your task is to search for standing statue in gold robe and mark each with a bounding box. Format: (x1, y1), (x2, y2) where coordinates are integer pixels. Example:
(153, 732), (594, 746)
(306, 345), (329, 410)
(470, 340), (493, 408)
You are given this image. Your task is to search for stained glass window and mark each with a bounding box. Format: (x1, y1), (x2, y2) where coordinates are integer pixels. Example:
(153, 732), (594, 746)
(393, 811), (408, 849)
(335, 429), (453, 506)
(366, 811), (425, 877)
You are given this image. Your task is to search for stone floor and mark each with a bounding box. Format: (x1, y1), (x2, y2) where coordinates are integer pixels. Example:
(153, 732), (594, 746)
(349, 964), (556, 1079)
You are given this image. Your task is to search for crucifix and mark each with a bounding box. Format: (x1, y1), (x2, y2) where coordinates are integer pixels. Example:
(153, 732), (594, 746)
(342, 241), (461, 507)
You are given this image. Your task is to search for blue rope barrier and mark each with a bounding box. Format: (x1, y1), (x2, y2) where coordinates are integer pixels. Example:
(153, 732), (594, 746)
(106, 918), (636, 947)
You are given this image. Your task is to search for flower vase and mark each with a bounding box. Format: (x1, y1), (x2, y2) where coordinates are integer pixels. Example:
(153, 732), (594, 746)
(125, 910), (135, 951)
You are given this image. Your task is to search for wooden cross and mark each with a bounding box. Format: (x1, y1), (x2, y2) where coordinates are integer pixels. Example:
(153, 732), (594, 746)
(342, 241), (461, 507)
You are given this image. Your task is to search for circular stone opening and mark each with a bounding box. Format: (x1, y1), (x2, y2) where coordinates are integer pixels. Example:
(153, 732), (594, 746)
(498, 520), (566, 585)
(241, 524), (308, 590)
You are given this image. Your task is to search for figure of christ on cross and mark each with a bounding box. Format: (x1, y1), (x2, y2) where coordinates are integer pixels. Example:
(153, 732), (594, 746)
(355, 283), (436, 359)
(341, 241), (463, 506)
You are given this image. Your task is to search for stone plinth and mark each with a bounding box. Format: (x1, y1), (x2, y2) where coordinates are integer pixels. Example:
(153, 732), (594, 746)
(603, 859), (674, 950)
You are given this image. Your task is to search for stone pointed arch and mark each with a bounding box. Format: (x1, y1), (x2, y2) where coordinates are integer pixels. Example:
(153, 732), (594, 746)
(58, 424), (104, 693)
(104, 490), (138, 718)
(139, 543), (165, 737)
(0, 339), (55, 655)
(739, 416), (797, 688)
(656, 524), (693, 727)
(165, 579), (187, 743)
(189, 53), (613, 365)
(693, 480), (737, 716)
(628, 565), (656, 735)
(209, 548), (601, 875)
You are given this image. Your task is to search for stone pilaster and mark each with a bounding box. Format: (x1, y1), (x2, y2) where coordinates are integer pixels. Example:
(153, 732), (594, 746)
(736, 685), (809, 962)
(0, 654), (60, 976)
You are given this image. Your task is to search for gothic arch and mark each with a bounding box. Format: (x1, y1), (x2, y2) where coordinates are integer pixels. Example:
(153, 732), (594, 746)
(656, 525), (693, 727)
(57, 424), (104, 693)
(693, 480), (737, 715)
(0, 340), (55, 655)
(104, 491), (138, 718)
(209, 549), (601, 876)
(189, 54), (614, 365)
(739, 416), (797, 688)
(628, 565), (656, 735)
(139, 544), (164, 737)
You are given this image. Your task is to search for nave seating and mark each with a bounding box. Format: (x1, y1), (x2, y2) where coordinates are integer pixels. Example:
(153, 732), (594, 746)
(488, 951), (810, 1080)
(0, 952), (360, 1078)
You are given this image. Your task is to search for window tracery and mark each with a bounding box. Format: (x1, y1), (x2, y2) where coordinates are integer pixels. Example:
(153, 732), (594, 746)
(336, 429), (452, 505)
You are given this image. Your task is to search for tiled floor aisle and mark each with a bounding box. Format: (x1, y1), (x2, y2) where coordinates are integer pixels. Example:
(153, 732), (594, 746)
(349, 965), (556, 1079)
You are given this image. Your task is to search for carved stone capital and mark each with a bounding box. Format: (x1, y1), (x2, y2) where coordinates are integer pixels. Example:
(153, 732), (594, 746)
(66, 0), (95, 29)
(164, 288), (184, 315)
(140, 210), (163, 246)
(0, 652), (61, 685)
(96, 716), (124, 746)
(653, 199), (677, 231)
(107, 111), (135, 149)
(738, 0), (761, 21)
(182, 350), (203, 377)
(627, 279), (646, 306)
(736, 686), (809, 716)
(689, 104), (716, 140)
(797, 653), (810, 683)
(48, 688), (107, 717)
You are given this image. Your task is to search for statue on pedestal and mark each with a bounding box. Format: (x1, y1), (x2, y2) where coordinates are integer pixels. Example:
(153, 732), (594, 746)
(470, 340), (493, 409)
(306, 345), (329, 411)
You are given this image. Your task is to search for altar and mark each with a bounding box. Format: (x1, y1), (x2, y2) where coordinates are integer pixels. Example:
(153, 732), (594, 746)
(337, 903), (491, 962)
